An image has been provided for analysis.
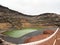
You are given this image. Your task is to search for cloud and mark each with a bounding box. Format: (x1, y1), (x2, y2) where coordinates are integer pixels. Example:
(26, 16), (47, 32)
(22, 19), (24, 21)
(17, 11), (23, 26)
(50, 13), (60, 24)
(0, 0), (60, 15)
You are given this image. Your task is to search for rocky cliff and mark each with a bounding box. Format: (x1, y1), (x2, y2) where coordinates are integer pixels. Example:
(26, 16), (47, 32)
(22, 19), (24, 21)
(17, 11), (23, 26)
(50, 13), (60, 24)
(0, 5), (60, 30)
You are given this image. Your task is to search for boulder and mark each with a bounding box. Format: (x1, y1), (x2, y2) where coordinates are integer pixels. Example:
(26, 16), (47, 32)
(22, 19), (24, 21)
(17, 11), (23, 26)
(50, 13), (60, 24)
(43, 30), (54, 34)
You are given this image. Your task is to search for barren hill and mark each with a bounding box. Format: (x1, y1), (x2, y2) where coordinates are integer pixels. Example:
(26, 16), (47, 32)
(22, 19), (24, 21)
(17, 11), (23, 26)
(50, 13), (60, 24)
(0, 5), (60, 30)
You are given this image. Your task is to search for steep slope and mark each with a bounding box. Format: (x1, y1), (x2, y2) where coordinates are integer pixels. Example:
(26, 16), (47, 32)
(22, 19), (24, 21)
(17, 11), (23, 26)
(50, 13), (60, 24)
(0, 5), (60, 30)
(0, 5), (36, 30)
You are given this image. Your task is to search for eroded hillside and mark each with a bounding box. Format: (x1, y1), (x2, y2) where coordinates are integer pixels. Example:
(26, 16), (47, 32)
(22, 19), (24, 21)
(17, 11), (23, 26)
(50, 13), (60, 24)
(0, 5), (60, 30)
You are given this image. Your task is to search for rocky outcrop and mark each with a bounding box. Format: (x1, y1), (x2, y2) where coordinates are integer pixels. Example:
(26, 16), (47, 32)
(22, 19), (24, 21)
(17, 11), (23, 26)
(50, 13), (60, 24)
(43, 30), (54, 34)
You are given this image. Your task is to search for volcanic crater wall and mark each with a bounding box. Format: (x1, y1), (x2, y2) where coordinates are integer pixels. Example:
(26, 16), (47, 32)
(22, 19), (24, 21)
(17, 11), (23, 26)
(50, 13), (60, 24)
(0, 5), (60, 30)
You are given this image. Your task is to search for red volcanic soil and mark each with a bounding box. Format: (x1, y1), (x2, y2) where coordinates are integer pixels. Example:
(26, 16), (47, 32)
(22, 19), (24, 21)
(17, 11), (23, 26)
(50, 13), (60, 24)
(24, 30), (60, 45)
(24, 34), (50, 43)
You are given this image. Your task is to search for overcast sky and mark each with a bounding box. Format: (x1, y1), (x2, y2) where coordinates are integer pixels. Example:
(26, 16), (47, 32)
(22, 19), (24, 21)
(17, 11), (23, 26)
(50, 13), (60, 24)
(0, 0), (60, 15)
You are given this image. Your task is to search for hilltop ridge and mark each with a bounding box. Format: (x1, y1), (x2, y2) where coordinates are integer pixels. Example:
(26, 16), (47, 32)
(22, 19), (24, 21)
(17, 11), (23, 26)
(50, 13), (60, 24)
(0, 5), (60, 30)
